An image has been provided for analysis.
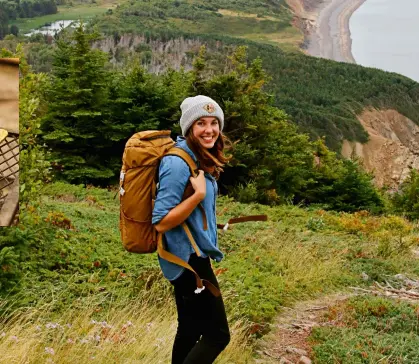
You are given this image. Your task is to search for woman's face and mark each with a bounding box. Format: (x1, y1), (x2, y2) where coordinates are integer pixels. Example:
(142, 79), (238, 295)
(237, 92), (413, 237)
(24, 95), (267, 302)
(191, 117), (220, 149)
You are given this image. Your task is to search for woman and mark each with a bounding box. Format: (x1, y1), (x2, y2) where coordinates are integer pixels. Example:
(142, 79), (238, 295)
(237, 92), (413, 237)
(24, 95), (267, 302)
(152, 95), (231, 364)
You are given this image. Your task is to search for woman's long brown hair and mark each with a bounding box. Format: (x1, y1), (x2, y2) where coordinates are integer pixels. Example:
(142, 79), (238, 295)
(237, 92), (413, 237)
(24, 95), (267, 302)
(186, 126), (231, 180)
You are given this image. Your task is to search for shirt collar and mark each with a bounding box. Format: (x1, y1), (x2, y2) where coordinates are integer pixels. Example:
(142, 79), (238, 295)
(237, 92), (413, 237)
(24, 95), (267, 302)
(176, 136), (198, 163)
(175, 136), (217, 182)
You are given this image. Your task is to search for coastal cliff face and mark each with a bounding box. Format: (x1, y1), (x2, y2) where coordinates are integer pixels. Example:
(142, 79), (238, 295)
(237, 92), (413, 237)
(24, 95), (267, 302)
(342, 109), (419, 188)
(285, 0), (320, 48)
(287, 0), (418, 188)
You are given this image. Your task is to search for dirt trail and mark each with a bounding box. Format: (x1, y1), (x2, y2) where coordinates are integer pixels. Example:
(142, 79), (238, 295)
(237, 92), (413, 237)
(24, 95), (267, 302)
(256, 270), (419, 363)
(256, 293), (353, 363)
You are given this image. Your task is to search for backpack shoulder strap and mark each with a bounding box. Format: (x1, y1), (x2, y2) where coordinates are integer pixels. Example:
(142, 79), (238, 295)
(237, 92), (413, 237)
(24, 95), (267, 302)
(165, 147), (198, 178)
(165, 147), (208, 230)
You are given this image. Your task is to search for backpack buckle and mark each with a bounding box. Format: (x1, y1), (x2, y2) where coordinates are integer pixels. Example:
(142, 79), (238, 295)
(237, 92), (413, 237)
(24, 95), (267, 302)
(194, 286), (205, 294)
(222, 223), (229, 233)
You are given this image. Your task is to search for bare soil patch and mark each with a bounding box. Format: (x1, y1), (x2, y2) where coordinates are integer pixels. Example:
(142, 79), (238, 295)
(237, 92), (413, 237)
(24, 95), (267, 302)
(256, 293), (354, 363)
(217, 9), (279, 22)
(257, 272), (419, 362)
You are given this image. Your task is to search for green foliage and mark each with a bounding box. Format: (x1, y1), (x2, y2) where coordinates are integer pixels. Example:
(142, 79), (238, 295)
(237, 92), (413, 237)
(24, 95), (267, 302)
(1, 181), (418, 337)
(187, 47), (383, 211)
(105, 61), (186, 171)
(391, 169), (419, 220)
(39, 31), (385, 211)
(0, 0), (57, 38)
(310, 296), (419, 363)
(0, 6), (9, 39)
(40, 24), (195, 185)
(304, 158), (384, 213)
(190, 46), (315, 203)
(9, 23), (18, 35)
(88, 0), (419, 152)
(41, 23), (118, 184)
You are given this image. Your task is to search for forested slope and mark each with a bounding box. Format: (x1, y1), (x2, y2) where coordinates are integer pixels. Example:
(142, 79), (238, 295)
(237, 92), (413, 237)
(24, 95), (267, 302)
(87, 0), (419, 151)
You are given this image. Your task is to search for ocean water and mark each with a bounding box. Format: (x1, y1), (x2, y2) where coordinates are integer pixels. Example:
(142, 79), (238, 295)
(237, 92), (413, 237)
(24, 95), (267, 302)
(350, 0), (419, 82)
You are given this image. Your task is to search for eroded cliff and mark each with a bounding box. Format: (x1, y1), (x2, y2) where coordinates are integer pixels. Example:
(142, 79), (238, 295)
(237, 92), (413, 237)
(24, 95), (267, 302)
(342, 109), (419, 188)
(92, 35), (215, 74)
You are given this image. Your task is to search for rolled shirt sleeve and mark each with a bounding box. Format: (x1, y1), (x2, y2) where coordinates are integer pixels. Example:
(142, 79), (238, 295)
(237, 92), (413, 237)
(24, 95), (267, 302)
(152, 155), (190, 225)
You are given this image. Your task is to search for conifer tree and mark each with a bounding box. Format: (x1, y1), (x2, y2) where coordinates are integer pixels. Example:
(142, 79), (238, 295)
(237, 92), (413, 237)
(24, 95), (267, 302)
(42, 24), (117, 184)
(392, 169), (419, 220)
(189, 46), (314, 202)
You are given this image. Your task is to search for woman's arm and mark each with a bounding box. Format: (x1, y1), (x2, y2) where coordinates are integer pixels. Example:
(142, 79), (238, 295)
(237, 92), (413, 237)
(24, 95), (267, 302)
(154, 170), (206, 234)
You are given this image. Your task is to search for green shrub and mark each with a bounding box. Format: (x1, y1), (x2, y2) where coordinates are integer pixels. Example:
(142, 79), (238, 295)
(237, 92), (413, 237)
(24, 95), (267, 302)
(391, 169), (419, 220)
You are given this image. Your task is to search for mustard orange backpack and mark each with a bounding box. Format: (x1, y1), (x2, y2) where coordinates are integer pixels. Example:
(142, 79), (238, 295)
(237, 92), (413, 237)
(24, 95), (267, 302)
(119, 130), (220, 296)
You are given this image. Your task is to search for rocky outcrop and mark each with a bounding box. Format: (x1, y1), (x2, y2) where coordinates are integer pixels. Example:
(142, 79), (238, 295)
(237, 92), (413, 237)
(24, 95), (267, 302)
(92, 35), (220, 73)
(342, 109), (419, 188)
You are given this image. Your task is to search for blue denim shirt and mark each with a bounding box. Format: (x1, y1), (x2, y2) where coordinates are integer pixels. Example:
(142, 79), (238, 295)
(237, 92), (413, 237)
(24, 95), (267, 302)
(152, 136), (223, 281)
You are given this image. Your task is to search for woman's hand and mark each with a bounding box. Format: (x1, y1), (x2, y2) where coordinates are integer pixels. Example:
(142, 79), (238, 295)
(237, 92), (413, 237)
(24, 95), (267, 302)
(154, 170), (207, 233)
(189, 170), (206, 201)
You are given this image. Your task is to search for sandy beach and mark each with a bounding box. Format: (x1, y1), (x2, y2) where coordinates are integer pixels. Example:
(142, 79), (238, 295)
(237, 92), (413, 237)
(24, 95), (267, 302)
(303, 0), (366, 63)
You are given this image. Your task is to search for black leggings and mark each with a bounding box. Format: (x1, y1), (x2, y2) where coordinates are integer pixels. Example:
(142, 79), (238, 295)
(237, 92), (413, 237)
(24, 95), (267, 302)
(170, 254), (231, 364)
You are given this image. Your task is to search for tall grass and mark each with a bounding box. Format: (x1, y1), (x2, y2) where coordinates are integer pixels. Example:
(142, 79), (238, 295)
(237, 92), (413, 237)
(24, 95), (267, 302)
(2, 183), (418, 362)
(0, 287), (253, 363)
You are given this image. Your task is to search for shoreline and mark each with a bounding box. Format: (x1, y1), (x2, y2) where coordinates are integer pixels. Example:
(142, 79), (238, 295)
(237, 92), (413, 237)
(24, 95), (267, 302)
(296, 0), (367, 63)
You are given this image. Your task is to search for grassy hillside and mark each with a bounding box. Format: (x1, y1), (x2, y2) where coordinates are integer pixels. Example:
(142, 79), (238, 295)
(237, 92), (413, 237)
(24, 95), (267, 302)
(1, 182), (418, 361)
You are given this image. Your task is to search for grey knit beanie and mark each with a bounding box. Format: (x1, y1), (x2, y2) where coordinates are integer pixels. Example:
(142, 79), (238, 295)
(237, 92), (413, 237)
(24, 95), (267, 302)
(179, 95), (224, 136)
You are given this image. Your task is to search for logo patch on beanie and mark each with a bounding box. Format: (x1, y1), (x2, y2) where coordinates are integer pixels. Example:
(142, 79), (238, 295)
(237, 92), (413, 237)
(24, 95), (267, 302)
(203, 103), (215, 113)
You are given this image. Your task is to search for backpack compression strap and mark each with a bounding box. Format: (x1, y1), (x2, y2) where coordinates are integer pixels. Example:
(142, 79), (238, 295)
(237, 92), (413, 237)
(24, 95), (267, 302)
(217, 215), (268, 230)
(157, 232), (220, 297)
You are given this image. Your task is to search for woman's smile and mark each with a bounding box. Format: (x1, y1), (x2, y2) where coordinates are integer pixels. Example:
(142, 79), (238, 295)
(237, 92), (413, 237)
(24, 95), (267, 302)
(193, 117), (220, 149)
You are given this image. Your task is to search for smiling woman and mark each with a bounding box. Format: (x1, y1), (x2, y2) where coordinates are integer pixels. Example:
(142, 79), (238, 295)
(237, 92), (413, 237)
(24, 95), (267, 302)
(152, 95), (232, 363)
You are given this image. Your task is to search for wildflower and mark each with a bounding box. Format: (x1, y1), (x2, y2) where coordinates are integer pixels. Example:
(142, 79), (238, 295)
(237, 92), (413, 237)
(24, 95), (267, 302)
(45, 347), (55, 355)
(94, 335), (101, 343)
(146, 322), (153, 331)
(46, 323), (61, 329)
(122, 321), (134, 329)
(35, 325), (42, 332)
(67, 338), (75, 344)
(0, 332), (5, 338)
(100, 321), (112, 329)
(80, 338), (90, 344)
(10, 335), (18, 342)
(66, 323), (72, 328)
(154, 338), (164, 348)
(90, 320), (97, 325)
